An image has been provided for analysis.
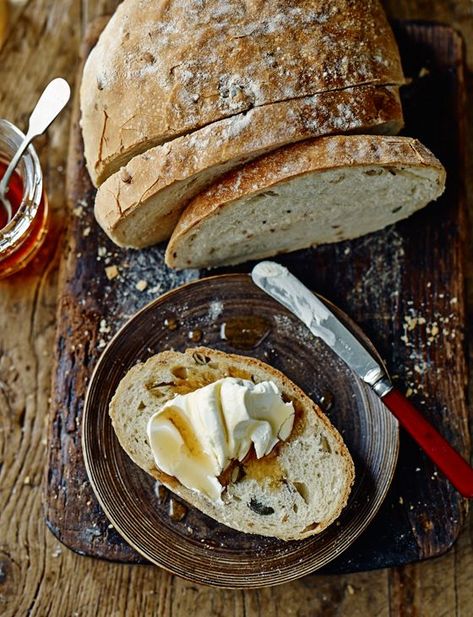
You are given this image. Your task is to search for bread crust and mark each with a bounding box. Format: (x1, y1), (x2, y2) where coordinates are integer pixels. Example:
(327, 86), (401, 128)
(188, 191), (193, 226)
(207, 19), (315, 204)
(81, 0), (405, 186)
(109, 347), (355, 540)
(165, 135), (446, 268)
(94, 85), (403, 247)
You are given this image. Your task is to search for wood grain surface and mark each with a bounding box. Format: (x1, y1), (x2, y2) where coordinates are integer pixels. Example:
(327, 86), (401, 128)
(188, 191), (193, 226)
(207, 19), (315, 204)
(45, 17), (468, 577)
(1, 1), (473, 616)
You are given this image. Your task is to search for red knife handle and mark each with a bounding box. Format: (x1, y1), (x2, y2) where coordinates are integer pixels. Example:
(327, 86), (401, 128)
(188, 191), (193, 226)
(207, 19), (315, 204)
(382, 388), (473, 498)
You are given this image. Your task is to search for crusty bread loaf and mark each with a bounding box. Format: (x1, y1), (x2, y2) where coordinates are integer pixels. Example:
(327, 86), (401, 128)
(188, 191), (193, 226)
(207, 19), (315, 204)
(109, 347), (355, 540)
(166, 135), (446, 269)
(81, 0), (404, 186)
(94, 85), (403, 248)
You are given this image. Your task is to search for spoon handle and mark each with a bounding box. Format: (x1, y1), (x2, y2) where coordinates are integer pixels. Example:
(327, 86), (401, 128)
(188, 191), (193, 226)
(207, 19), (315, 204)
(27, 78), (71, 139)
(0, 78), (71, 197)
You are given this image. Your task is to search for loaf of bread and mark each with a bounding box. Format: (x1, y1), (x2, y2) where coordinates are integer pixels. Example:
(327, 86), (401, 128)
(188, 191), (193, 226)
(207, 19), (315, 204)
(165, 135), (446, 269)
(81, 0), (404, 186)
(94, 85), (403, 248)
(109, 347), (355, 540)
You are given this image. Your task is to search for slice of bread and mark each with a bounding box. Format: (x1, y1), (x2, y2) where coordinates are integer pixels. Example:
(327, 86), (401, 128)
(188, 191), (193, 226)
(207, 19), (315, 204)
(81, 0), (404, 185)
(109, 347), (355, 541)
(94, 85), (403, 248)
(166, 135), (446, 269)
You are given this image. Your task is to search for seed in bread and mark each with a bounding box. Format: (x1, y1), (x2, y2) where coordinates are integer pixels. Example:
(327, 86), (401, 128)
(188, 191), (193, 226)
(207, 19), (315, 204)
(109, 347), (355, 541)
(165, 135), (446, 269)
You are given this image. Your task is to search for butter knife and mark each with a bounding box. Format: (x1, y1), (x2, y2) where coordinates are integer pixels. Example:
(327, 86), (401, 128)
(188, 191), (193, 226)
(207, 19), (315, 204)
(251, 260), (473, 498)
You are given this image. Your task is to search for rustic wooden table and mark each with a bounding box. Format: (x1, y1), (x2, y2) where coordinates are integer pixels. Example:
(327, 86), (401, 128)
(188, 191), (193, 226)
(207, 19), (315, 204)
(0, 1), (472, 615)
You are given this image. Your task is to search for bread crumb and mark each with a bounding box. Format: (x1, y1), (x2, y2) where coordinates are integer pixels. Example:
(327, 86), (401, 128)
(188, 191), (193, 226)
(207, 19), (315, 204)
(51, 546), (62, 558)
(399, 496), (404, 505)
(105, 265), (119, 280)
(99, 319), (111, 334)
(136, 279), (148, 291)
(418, 67), (430, 78)
(83, 226), (91, 237)
(346, 584), (355, 595)
(73, 206), (84, 217)
(24, 476), (31, 485)
(98, 246), (107, 257)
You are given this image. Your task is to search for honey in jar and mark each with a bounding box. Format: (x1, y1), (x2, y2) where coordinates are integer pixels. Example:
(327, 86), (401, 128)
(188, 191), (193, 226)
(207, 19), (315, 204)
(0, 119), (48, 279)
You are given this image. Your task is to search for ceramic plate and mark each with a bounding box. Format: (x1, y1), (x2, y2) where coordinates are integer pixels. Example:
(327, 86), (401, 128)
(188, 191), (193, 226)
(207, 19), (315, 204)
(83, 274), (399, 588)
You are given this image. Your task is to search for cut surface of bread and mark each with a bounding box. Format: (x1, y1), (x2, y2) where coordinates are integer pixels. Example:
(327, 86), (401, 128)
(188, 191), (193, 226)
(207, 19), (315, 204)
(81, 0), (404, 185)
(94, 85), (403, 248)
(166, 136), (446, 269)
(109, 347), (355, 541)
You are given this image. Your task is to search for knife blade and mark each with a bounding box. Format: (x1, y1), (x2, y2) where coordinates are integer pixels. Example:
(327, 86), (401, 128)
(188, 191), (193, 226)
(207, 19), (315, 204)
(251, 261), (392, 394)
(251, 260), (473, 498)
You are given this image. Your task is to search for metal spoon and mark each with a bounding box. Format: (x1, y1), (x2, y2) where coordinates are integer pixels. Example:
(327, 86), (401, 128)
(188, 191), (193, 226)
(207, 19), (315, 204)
(0, 78), (71, 223)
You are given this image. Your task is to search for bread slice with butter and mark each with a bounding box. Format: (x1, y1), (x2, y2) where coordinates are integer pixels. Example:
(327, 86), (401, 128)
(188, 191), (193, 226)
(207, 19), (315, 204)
(109, 347), (355, 541)
(166, 135), (446, 269)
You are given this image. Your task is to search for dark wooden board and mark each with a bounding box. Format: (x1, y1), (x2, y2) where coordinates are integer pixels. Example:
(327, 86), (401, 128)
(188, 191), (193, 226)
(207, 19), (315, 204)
(44, 21), (469, 572)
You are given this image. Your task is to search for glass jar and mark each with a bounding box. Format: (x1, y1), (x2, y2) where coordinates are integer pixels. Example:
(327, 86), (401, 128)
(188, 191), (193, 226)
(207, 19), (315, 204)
(0, 119), (48, 279)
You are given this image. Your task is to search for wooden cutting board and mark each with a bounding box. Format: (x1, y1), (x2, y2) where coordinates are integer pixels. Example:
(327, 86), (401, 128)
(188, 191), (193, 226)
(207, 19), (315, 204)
(44, 21), (469, 572)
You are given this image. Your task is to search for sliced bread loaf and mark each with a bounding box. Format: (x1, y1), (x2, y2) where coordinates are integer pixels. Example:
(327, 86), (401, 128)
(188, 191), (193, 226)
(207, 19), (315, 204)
(109, 347), (355, 540)
(166, 135), (446, 269)
(94, 85), (403, 248)
(81, 0), (404, 185)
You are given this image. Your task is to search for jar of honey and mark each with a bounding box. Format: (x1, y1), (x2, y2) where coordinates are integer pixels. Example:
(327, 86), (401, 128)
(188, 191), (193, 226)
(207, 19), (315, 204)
(0, 118), (48, 279)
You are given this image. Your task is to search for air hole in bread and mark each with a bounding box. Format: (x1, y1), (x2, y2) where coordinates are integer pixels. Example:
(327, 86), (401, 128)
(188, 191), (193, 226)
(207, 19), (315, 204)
(254, 190), (279, 199)
(137, 401), (146, 411)
(303, 522), (320, 534)
(293, 482), (310, 504)
(148, 381), (175, 388)
(392, 205), (402, 213)
(320, 436), (332, 453)
(328, 173), (345, 184)
(364, 169), (383, 176)
(146, 381), (175, 397)
(171, 366), (188, 379)
(142, 51), (156, 64)
(292, 503), (298, 513)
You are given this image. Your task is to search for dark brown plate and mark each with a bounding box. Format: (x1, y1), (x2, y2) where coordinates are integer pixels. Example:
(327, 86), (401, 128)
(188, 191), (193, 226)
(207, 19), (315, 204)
(82, 273), (399, 588)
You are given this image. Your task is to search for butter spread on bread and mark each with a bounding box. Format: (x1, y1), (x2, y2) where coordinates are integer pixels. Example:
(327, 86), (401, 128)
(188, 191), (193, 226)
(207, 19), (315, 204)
(109, 347), (355, 540)
(147, 377), (295, 501)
